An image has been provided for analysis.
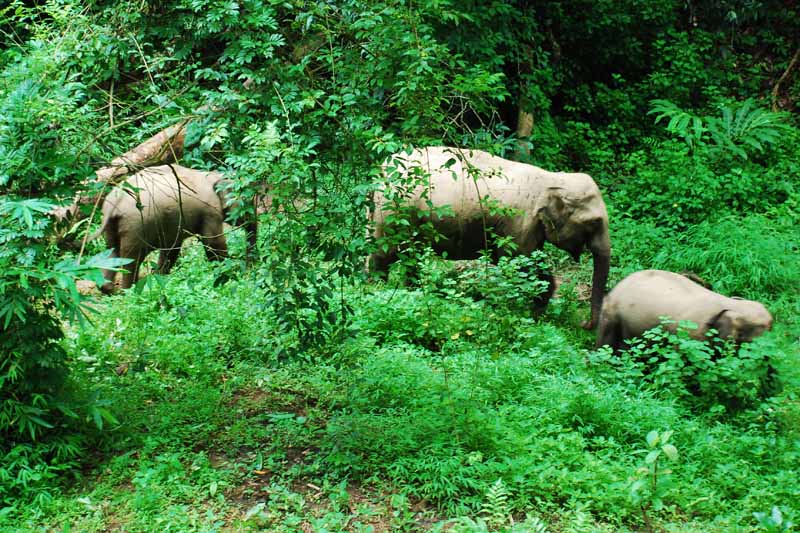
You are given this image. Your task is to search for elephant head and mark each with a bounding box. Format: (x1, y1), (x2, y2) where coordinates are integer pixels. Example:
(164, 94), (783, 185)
(708, 304), (773, 344)
(538, 185), (611, 330)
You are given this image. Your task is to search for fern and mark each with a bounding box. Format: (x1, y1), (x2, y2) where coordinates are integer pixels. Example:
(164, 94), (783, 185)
(564, 504), (597, 533)
(705, 99), (791, 159)
(482, 479), (511, 529)
(513, 515), (549, 533)
(649, 98), (790, 160)
(647, 99), (706, 151)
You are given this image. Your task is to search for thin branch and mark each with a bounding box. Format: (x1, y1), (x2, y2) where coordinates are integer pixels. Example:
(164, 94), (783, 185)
(108, 79), (115, 128)
(73, 84), (194, 161)
(130, 34), (157, 88)
(772, 48), (800, 111)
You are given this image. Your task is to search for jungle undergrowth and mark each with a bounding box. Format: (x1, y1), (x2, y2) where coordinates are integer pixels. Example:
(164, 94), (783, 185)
(3, 229), (797, 532)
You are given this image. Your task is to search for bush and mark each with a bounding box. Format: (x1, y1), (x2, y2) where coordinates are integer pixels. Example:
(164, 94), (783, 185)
(590, 321), (779, 412)
(0, 16), (123, 506)
(0, 199), (121, 507)
(420, 252), (552, 315)
(610, 141), (793, 229)
(609, 210), (800, 302)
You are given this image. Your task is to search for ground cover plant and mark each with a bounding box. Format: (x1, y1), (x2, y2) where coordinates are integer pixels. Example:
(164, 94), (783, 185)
(2, 0), (799, 531)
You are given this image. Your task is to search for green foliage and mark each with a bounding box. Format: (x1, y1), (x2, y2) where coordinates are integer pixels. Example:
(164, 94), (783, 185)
(648, 100), (707, 152)
(754, 506), (795, 532)
(612, 139), (795, 229)
(649, 98), (792, 159)
(0, 199), (120, 506)
(592, 321), (779, 412)
(628, 429), (679, 531)
(421, 253), (551, 315)
(450, 479), (550, 532)
(3, 247), (796, 529)
(611, 211), (800, 301)
(481, 479), (511, 530)
(651, 214), (800, 299)
(0, 6), (157, 508)
(1, 0), (800, 530)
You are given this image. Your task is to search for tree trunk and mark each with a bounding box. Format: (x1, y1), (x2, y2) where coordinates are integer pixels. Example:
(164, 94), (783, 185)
(91, 120), (188, 191)
(772, 48), (800, 111)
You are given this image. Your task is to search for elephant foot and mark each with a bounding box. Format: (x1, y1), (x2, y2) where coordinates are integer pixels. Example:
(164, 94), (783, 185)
(99, 281), (116, 295)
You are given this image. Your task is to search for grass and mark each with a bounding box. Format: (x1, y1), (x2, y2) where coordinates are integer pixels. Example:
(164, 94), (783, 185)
(4, 213), (800, 532)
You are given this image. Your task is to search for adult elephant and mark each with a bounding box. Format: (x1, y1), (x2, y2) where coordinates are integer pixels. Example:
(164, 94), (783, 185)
(596, 270), (773, 351)
(370, 146), (611, 329)
(94, 164), (232, 293)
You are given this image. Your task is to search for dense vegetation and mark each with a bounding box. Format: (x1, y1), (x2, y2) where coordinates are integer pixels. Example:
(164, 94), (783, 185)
(1, 1), (798, 531)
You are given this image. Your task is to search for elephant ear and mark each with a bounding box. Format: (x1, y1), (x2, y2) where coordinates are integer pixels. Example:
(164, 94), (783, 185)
(539, 187), (570, 230)
(708, 309), (735, 339)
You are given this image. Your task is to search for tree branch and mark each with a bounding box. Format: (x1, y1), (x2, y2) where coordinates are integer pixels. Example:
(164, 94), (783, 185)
(772, 47), (800, 111)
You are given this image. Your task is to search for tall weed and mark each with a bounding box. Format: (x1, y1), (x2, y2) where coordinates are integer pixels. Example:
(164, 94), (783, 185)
(610, 213), (799, 300)
(653, 215), (799, 299)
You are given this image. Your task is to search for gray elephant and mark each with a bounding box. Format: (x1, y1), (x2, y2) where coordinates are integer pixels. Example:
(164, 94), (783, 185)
(370, 146), (612, 329)
(95, 164), (229, 293)
(596, 269), (773, 351)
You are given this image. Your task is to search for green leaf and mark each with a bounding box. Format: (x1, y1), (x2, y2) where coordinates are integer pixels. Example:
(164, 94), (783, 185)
(771, 506), (783, 525)
(652, 497), (664, 511)
(646, 430), (660, 448)
(630, 478), (646, 495)
(28, 415), (54, 429)
(661, 443), (678, 461)
(645, 449), (661, 464)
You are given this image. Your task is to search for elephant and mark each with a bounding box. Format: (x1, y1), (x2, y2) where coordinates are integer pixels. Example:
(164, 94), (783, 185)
(94, 164), (231, 293)
(369, 146), (612, 329)
(595, 269), (773, 351)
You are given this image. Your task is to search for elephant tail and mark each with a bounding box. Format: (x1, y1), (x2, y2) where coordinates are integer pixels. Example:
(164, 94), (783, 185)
(88, 224), (105, 242)
(88, 213), (115, 244)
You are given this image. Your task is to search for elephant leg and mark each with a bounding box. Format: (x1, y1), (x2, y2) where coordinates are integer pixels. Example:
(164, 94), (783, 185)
(100, 217), (121, 294)
(119, 243), (145, 290)
(532, 268), (556, 315)
(596, 314), (622, 352)
(245, 219), (258, 263)
(100, 249), (119, 295)
(157, 247), (181, 275)
(369, 250), (397, 279)
(200, 220), (228, 262)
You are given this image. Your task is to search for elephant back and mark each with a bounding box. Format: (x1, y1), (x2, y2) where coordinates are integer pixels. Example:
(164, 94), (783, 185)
(107, 165), (224, 246)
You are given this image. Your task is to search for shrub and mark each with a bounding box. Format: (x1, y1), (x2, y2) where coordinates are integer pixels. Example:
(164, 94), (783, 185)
(420, 252), (552, 315)
(648, 98), (793, 160)
(611, 141), (793, 229)
(609, 211), (799, 302)
(0, 199), (120, 507)
(0, 17), (125, 506)
(591, 321), (779, 412)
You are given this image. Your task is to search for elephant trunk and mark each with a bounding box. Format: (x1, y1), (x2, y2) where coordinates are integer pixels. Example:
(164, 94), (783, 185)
(585, 228), (611, 330)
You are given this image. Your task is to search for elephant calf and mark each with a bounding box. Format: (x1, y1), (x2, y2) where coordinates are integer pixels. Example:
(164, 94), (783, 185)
(95, 164), (228, 293)
(596, 270), (773, 351)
